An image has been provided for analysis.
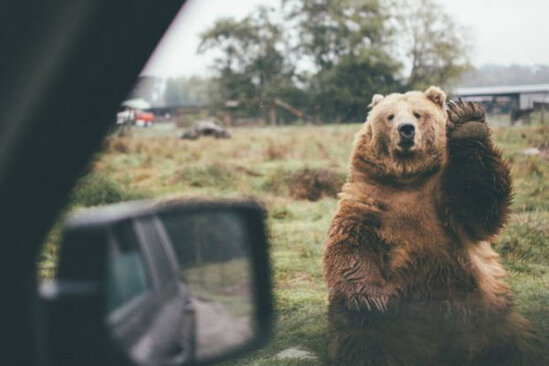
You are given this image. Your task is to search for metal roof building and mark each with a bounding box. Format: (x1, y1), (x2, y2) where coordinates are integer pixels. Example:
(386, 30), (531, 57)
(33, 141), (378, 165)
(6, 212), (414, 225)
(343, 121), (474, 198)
(455, 84), (549, 111)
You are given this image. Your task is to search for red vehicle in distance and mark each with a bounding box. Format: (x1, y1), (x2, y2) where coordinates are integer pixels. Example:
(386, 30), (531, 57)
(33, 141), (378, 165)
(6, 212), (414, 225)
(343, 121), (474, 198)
(117, 110), (155, 127)
(135, 111), (154, 127)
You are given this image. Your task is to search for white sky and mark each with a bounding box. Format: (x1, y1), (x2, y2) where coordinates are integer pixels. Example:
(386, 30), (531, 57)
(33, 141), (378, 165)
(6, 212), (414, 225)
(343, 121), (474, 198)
(141, 0), (549, 77)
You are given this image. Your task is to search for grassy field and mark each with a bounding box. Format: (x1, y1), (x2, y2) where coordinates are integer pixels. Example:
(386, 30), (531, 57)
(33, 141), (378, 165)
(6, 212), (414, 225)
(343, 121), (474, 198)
(39, 118), (548, 365)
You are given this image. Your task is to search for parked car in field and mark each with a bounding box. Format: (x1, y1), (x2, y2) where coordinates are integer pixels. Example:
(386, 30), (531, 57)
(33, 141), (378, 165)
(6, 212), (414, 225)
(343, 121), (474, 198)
(116, 110), (155, 127)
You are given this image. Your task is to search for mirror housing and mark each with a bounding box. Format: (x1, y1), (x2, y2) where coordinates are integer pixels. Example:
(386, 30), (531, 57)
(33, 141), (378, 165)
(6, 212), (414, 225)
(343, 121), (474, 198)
(38, 199), (273, 366)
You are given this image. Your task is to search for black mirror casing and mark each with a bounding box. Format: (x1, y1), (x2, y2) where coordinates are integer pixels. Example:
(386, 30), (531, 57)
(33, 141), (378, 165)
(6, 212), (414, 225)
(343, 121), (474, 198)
(39, 223), (128, 366)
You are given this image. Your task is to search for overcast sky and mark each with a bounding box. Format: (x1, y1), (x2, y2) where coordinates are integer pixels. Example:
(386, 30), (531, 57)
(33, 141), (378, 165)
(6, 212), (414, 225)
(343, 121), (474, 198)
(141, 0), (549, 77)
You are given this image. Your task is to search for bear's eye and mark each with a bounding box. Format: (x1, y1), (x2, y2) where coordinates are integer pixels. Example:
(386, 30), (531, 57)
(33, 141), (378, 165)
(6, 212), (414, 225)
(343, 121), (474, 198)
(413, 112), (421, 119)
(387, 114), (394, 121)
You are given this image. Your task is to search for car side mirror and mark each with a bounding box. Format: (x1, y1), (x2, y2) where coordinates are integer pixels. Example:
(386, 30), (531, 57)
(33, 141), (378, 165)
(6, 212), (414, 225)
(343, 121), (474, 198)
(38, 199), (273, 366)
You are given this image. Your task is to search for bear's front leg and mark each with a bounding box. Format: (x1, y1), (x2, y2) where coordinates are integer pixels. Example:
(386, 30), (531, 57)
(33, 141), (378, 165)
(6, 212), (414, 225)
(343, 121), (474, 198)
(323, 218), (398, 365)
(441, 100), (512, 241)
(323, 219), (394, 312)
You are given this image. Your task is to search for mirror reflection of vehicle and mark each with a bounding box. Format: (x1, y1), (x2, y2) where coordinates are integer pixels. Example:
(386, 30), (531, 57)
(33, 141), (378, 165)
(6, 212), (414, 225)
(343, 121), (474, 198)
(38, 199), (272, 366)
(159, 209), (254, 360)
(105, 217), (195, 365)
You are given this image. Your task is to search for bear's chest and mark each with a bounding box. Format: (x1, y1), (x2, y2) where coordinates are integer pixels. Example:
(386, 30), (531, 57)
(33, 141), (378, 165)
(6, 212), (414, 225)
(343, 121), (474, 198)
(370, 187), (476, 297)
(375, 188), (451, 250)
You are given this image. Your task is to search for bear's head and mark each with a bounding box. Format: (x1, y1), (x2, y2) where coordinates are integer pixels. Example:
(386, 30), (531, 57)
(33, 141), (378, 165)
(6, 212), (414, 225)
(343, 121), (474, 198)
(351, 86), (448, 184)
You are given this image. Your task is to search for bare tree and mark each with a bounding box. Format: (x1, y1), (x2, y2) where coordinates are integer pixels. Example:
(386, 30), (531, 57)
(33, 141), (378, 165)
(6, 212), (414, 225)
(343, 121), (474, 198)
(393, 0), (473, 89)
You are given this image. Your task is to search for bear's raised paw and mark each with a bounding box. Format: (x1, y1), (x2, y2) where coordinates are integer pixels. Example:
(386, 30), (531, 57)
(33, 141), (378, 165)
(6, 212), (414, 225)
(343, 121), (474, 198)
(447, 99), (489, 140)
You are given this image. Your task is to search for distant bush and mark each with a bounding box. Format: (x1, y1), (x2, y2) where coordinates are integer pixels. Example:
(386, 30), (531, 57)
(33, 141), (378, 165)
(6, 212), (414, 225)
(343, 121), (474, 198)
(288, 168), (346, 201)
(263, 141), (287, 160)
(264, 167), (346, 201)
(69, 172), (150, 207)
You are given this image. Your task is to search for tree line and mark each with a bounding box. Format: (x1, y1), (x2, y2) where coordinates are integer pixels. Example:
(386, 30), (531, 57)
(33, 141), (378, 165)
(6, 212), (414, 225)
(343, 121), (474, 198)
(460, 64), (549, 87)
(196, 0), (471, 123)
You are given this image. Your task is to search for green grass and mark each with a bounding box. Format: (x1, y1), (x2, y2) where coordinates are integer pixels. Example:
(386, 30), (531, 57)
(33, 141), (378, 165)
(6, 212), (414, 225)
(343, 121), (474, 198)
(39, 118), (549, 364)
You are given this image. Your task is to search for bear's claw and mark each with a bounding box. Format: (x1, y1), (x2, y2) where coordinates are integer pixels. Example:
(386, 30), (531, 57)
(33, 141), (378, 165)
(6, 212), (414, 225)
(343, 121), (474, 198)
(346, 292), (390, 312)
(447, 98), (486, 125)
(447, 99), (489, 140)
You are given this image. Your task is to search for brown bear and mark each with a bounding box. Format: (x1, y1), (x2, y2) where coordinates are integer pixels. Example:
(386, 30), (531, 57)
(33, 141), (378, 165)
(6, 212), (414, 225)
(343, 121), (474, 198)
(322, 87), (547, 365)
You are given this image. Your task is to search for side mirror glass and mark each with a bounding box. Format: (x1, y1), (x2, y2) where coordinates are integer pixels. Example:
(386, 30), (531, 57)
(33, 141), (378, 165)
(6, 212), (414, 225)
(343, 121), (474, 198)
(158, 210), (255, 360)
(39, 200), (272, 366)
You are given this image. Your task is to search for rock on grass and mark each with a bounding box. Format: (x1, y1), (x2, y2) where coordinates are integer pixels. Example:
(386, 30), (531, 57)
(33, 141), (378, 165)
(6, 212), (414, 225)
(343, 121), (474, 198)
(274, 347), (318, 361)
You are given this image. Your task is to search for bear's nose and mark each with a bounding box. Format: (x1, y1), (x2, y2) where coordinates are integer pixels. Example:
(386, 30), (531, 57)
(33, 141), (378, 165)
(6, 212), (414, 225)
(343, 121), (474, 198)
(398, 123), (415, 140)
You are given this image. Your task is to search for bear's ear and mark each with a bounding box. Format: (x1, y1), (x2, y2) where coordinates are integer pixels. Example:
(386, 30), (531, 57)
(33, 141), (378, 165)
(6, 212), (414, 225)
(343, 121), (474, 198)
(368, 94), (384, 108)
(424, 86), (446, 108)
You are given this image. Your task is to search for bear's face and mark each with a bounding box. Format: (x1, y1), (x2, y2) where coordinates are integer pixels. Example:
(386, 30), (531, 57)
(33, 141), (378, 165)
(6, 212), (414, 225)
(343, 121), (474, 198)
(352, 86), (448, 182)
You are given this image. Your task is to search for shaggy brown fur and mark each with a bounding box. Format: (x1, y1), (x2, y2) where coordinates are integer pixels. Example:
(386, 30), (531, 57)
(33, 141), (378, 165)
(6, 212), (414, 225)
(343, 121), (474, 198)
(323, 87), (547, 365)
